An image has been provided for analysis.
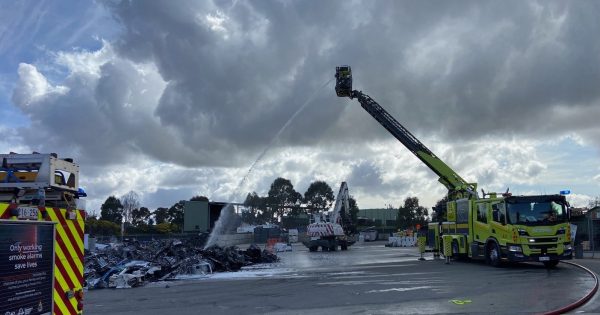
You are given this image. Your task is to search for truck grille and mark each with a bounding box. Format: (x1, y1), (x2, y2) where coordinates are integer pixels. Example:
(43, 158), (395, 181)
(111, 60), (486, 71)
(528, 237), (558, 243)
(528, 244), (556, 250)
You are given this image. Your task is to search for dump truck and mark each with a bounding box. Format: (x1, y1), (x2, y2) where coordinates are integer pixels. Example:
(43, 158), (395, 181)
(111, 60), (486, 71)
(335, 66), (572, 267)
(303, 182), (356, 251)
(1, 153), (87, 314)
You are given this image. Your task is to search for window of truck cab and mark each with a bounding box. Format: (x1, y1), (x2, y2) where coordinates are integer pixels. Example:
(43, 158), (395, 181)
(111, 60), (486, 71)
(477, 203), (487, 223)
(506, 199), (567, 225)
(492, 203), (506, 224)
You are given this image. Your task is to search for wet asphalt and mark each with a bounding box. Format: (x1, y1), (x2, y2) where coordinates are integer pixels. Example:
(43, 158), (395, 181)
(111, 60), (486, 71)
(85, 241), (598, 314)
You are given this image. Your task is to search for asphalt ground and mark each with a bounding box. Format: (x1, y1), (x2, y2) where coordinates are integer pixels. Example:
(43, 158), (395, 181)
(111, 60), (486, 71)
(85, 241), (598, 314)
(565, 257), (600, 313)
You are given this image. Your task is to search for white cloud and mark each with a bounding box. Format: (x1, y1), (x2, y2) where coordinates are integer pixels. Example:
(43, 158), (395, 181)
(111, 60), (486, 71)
(567, 194), (594, 208)
(0, 126), (31, 154)
(12, 63), (67, 106)
(6, 1), (600, 213)
(203, 11), (229, 37)
(54, 41), (114, 76)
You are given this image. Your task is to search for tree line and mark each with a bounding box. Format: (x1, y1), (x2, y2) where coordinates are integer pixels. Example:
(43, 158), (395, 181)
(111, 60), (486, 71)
(242, 178), (359, 225)
(86, 192), (209, 235)
(85, 178), (360, 236)
(85, 175), (452, 236)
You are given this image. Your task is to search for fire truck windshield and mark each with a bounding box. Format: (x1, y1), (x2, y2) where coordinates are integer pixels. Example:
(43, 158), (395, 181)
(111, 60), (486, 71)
(507, 200), (567, 225)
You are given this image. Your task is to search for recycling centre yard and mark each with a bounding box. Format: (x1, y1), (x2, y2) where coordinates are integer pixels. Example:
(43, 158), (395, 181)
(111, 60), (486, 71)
(85, 241), (597, 315)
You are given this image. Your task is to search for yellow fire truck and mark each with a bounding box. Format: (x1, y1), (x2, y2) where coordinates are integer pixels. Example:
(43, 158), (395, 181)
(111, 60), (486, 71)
(1, 153), (87, 314)
(335, 66), (572, 268)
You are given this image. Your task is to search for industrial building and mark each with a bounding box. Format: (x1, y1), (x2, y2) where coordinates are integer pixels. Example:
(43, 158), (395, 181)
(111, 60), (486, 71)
(358, 208), (397, 226)
(182, 201), (243, 233)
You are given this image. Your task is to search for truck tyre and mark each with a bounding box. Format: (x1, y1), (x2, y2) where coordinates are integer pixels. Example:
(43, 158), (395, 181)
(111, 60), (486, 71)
(487, 242), (502, 267)
(309, 246), (318, 252)
(543, 260), (559, 268)
(341, 242), (348, 251)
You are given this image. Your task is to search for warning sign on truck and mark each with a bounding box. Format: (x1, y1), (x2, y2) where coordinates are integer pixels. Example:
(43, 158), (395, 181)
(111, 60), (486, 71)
(0, 221), (55, 315)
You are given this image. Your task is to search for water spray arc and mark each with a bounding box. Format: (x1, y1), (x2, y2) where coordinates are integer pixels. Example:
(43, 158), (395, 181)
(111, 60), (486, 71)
(204, 77), (335, 249)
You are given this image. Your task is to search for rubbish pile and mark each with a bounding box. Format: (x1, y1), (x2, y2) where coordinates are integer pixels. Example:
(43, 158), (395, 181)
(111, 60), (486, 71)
(84, 238), (279, 289)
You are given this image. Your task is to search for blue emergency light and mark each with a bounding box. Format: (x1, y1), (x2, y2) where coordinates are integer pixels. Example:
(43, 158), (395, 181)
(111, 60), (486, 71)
(560, 190), (571, 195)
(77, 187), (87, 197)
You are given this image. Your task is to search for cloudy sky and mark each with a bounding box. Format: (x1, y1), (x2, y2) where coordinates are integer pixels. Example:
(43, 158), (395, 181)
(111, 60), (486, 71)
(1, 0), (599, 214)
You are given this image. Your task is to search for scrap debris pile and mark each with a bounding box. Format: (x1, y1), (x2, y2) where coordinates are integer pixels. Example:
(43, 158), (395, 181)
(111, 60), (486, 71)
(84, 238), (279, 289)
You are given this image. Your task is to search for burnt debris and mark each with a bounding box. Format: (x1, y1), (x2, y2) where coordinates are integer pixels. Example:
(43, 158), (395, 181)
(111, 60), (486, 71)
(84, 239), (279, 289)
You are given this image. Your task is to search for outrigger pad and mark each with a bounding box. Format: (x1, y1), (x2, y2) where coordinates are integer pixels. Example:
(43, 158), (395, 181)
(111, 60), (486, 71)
(335, 66), (353, 98)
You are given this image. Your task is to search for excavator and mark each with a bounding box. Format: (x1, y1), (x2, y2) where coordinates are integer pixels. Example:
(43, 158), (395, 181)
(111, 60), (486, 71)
(303, 182), (356, 251)
(335, 66), (572, 268)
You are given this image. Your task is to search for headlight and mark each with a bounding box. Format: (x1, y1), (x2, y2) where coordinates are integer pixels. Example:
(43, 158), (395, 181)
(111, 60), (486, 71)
(556, 228), (566, 235)
(518, 229), (528, 236)
(564, 244), (572, 250)
(509, 245), (522, 252)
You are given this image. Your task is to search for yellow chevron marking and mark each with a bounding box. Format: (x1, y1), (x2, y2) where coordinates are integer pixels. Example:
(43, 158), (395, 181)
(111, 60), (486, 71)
(52, 290), (70, 315)
(48, 210), (83, 272)
(51, 208), (83, 252)
(54, 241), (81, 290)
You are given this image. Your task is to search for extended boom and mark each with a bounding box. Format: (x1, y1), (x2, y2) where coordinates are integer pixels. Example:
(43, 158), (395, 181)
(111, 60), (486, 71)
(335, 66), (477, 200)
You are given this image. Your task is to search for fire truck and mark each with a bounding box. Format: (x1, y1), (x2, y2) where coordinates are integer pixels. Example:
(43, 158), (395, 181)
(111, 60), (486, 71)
(1, 153), (87, 314)
(335, 66), (572, 268)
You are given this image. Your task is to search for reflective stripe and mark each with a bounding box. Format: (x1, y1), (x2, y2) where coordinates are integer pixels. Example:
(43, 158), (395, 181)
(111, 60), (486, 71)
(54, 279), (77, 314)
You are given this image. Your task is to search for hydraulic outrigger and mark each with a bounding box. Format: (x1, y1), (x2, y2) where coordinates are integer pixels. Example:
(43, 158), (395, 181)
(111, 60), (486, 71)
(335, 66), (572, 267)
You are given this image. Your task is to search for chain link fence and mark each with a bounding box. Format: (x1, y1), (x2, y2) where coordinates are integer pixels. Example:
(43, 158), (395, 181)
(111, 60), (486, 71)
(572, 207), (600, 258)
(92, 232), (206, 244)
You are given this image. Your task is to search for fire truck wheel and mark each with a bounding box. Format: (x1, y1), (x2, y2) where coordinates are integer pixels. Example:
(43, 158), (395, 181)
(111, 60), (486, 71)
(487, 242), (502, 267)
(341, 243), (348, 251)
(309, 246), (318, 252)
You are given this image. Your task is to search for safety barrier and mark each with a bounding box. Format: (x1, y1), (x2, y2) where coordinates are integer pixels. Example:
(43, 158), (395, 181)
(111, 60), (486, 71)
(387, 236), (418, 247)
(265, 237), (280, 252)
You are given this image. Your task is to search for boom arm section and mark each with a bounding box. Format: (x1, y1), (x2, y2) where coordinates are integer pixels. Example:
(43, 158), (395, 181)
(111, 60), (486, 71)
(330, 181), (350, 225)
(335, 66), (477, 200)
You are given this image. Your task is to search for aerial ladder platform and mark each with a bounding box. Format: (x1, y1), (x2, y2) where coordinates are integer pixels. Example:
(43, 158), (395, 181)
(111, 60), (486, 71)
(335, 66), (478, 202)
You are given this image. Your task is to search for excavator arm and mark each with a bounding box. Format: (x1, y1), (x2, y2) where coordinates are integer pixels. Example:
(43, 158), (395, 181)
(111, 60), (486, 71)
(335, 66), (477, 200)
(330, 181), (350, 225)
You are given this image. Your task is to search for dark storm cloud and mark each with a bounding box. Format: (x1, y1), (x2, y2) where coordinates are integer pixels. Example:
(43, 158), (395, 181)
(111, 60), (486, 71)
(12, 0), (600, 169)
(348, 161), (383, 189)
(346, 160), (413, 200)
